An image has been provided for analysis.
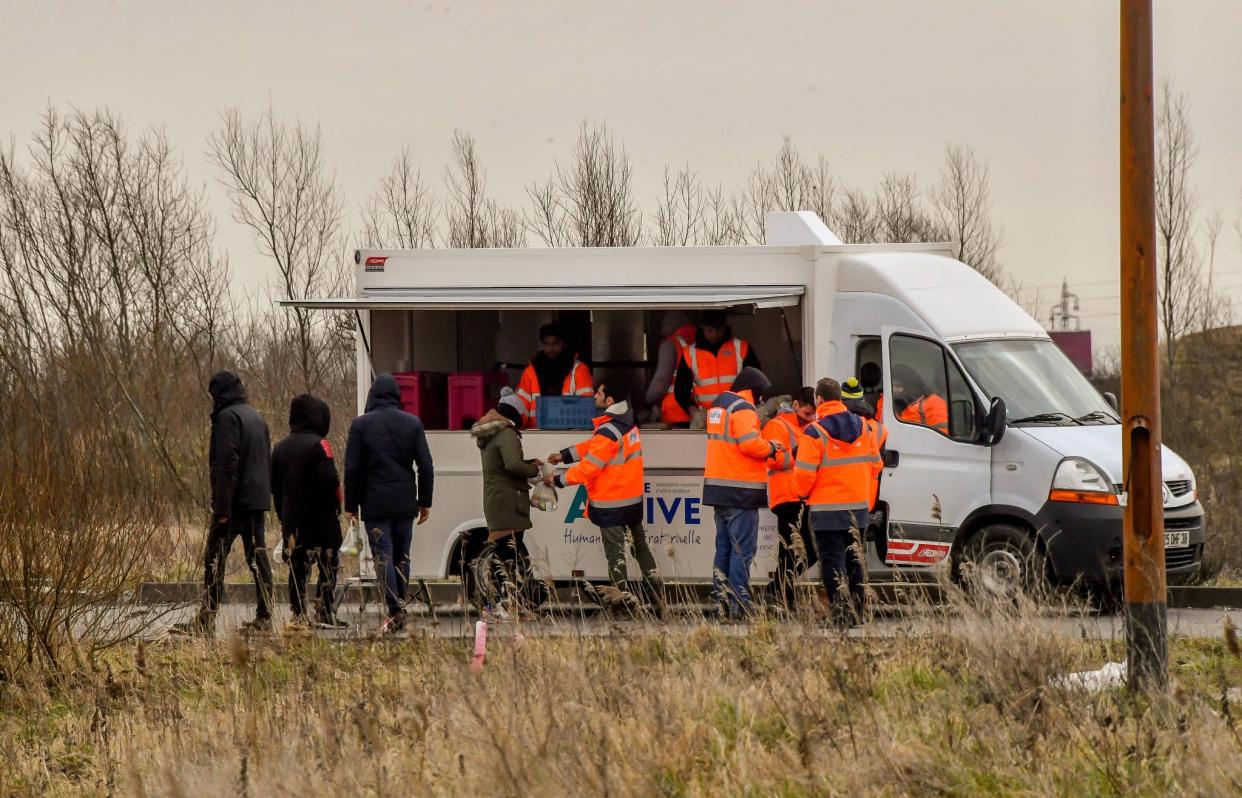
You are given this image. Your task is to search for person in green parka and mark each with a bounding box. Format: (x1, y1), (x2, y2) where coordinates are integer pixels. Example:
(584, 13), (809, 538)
(470, 389), (542, 609)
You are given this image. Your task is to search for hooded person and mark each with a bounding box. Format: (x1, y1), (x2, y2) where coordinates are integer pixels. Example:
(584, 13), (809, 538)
(514, 322), (594, 428)
(546, 385), (666, 618)
(702, 366), (784, 620)
(794, 378), (881, 626)
(271, 394), (345, 628)
(176, 371), (274, 636)
(470, 388), (541, 611)
(344, 374), (435, 632)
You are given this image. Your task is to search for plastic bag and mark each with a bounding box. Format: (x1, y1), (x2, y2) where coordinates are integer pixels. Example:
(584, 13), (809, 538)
(530, 463), (559, 512)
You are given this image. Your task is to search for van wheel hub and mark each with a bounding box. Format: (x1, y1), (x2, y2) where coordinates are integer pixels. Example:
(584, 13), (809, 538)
(977, 549), (1023, 596)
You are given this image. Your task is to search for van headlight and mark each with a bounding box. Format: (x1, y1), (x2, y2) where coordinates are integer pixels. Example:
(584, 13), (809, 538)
(1049, 458), (1119, 506)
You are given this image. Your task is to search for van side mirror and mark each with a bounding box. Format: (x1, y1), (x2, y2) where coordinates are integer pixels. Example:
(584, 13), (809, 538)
(980, 397), (1006, 446)
(1103, 391), (1119, 413)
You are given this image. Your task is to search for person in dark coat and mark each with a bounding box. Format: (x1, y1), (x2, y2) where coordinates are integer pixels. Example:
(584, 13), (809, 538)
(470, 389), (541, 610)
(344, 374), (435, 631)
(177, 371), (274, 635)
(271, 394), (344, 628)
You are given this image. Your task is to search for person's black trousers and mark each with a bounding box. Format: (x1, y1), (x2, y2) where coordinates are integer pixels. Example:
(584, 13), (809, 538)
(772, 501), (817, 608)
(288, 545), (340, 621)
(813, 527), (865, 613)
(202, 511), (273, 619)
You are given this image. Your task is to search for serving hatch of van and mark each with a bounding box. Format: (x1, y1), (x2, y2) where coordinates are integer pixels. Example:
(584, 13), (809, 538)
(281, 211), (1204, 599)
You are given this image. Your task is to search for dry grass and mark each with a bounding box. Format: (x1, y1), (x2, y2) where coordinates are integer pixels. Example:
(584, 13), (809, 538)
(5, 598), (1242, 797)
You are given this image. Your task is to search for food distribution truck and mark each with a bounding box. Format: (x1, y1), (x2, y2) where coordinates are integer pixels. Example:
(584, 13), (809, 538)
(283, 212), (1204, 599)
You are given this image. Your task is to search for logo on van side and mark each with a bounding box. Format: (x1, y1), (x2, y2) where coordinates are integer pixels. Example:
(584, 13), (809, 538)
(563, 484), (702, 525)
(364, 256), (387, 272)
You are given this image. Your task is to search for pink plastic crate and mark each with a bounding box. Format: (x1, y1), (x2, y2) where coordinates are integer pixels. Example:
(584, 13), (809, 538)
(448, 371), (509, 430)
(392, 371), (447, 429)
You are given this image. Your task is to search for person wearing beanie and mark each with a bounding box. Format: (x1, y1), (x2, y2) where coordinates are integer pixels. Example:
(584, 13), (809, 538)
(761, 386), (819, 611)
(471, 388), (542, 610)
(702, 366), (784, 621)
(514, 322), (594, 428)
(546, 385), (666, 618)
(842, 376), (888, 529)
(841, 376), (875, 419)
(672, 310), (762, 420)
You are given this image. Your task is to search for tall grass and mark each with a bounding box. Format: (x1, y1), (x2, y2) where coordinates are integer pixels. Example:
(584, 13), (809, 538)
(4, 591), (1242, 796)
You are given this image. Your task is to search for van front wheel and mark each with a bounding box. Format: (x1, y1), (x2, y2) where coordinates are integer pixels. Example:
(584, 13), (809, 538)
(959, 524), (1046, 601)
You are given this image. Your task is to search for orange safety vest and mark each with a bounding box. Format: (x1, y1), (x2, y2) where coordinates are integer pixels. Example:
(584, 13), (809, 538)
(762, 411), (803, 509)
(794, 401), (878, 528)
(659, 324), (697, 425)
(558, 415), (644, 526)
(899, 394), (949, 435)
(703, 389), (776, 508)
(863, 416), (887, 511)
(686, 338), (749, 409)
(515, 357), (594, 428)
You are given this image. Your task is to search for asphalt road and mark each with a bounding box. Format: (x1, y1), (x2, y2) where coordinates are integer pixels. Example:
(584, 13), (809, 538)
(143, 601), (1242, 643)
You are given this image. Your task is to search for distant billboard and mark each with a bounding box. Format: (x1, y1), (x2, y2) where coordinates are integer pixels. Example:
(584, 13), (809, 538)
(1050, 330), (1093, 374)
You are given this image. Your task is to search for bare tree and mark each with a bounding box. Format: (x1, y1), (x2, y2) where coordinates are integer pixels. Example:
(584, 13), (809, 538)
(650, 165), (707, 246)
(874, 173), (938, 243)
(1155, 82), (1206, 373)
(362, 148), (438, 248)
(445, 130), (524, 248)
(525, 122), (642, 247)
(208, 106), (348, 391)
(931, 144), (1003, 283)
(835, 187), (879, 243)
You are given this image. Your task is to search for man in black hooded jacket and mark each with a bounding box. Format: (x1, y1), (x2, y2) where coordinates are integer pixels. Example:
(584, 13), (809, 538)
(345, 374), (435, 631)
(272, 394), (344, 628)
(178, 371), (274, 635)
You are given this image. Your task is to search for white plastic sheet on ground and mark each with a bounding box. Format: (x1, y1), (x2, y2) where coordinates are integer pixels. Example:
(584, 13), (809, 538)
(1050, 661), (1127, 691)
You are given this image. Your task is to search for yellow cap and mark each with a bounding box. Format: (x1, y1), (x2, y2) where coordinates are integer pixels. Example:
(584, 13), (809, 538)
(841, 377), (864, 400)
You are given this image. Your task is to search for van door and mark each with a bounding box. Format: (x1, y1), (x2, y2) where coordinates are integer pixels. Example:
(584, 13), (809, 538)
(879, 327), (991, 567)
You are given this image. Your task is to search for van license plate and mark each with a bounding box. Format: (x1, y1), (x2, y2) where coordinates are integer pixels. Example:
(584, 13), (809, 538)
(1165, 530), (1190, 549)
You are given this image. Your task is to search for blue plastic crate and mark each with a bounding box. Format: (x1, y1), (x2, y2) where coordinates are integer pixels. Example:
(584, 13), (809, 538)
(536, 396), (596, 430)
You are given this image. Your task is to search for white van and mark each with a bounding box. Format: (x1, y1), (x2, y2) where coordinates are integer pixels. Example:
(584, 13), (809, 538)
(285, 212), (1203, 598)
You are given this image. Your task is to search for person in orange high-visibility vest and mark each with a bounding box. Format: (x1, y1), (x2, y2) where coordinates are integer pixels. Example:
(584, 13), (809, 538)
(859, 361), (884, 425)
(546, 385), (665, 617)
(841, 376), (887, 513)
(646, 322), (697, 427)
(673, 310), (761, 422)
(703, 367), (784, 620)
(515, 323), (594, 429)
(891, 364), (948, 435)
(761, 386), (818, 610)
(794, 378), (881, 625)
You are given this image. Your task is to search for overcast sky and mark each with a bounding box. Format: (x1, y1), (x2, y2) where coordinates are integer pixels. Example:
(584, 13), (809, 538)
(3, 0), (1240, 350)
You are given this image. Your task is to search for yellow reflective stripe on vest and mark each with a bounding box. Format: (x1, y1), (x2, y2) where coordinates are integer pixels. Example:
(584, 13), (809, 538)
(810, 501), (870, 512)
(703, 477), (768, 490)
(590, 496), (643, 509)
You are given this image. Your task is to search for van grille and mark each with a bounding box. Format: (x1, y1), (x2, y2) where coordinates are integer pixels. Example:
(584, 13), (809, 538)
(1166, 479), (1192, 497)
(1165, 544), (1200, 570)
(1165, 516), (1201, 531)
(1112, 481), (1195, 501)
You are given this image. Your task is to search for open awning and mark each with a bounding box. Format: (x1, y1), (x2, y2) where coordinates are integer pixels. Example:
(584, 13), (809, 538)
(278, 285), (803, 311)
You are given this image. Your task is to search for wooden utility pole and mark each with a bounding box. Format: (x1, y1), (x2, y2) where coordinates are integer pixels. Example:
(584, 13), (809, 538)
(1120, 0), (1167, 690)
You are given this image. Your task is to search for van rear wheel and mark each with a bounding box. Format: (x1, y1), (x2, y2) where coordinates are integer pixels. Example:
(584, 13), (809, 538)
(960, 524), (1046, 601)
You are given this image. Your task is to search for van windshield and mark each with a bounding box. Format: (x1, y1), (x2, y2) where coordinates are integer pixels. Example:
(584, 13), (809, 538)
(952, 339), (1118, 426)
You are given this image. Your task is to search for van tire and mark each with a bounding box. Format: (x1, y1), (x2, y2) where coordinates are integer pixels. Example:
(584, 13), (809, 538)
(959, 523), (1047, 601)
(455, 529), (488, 606)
